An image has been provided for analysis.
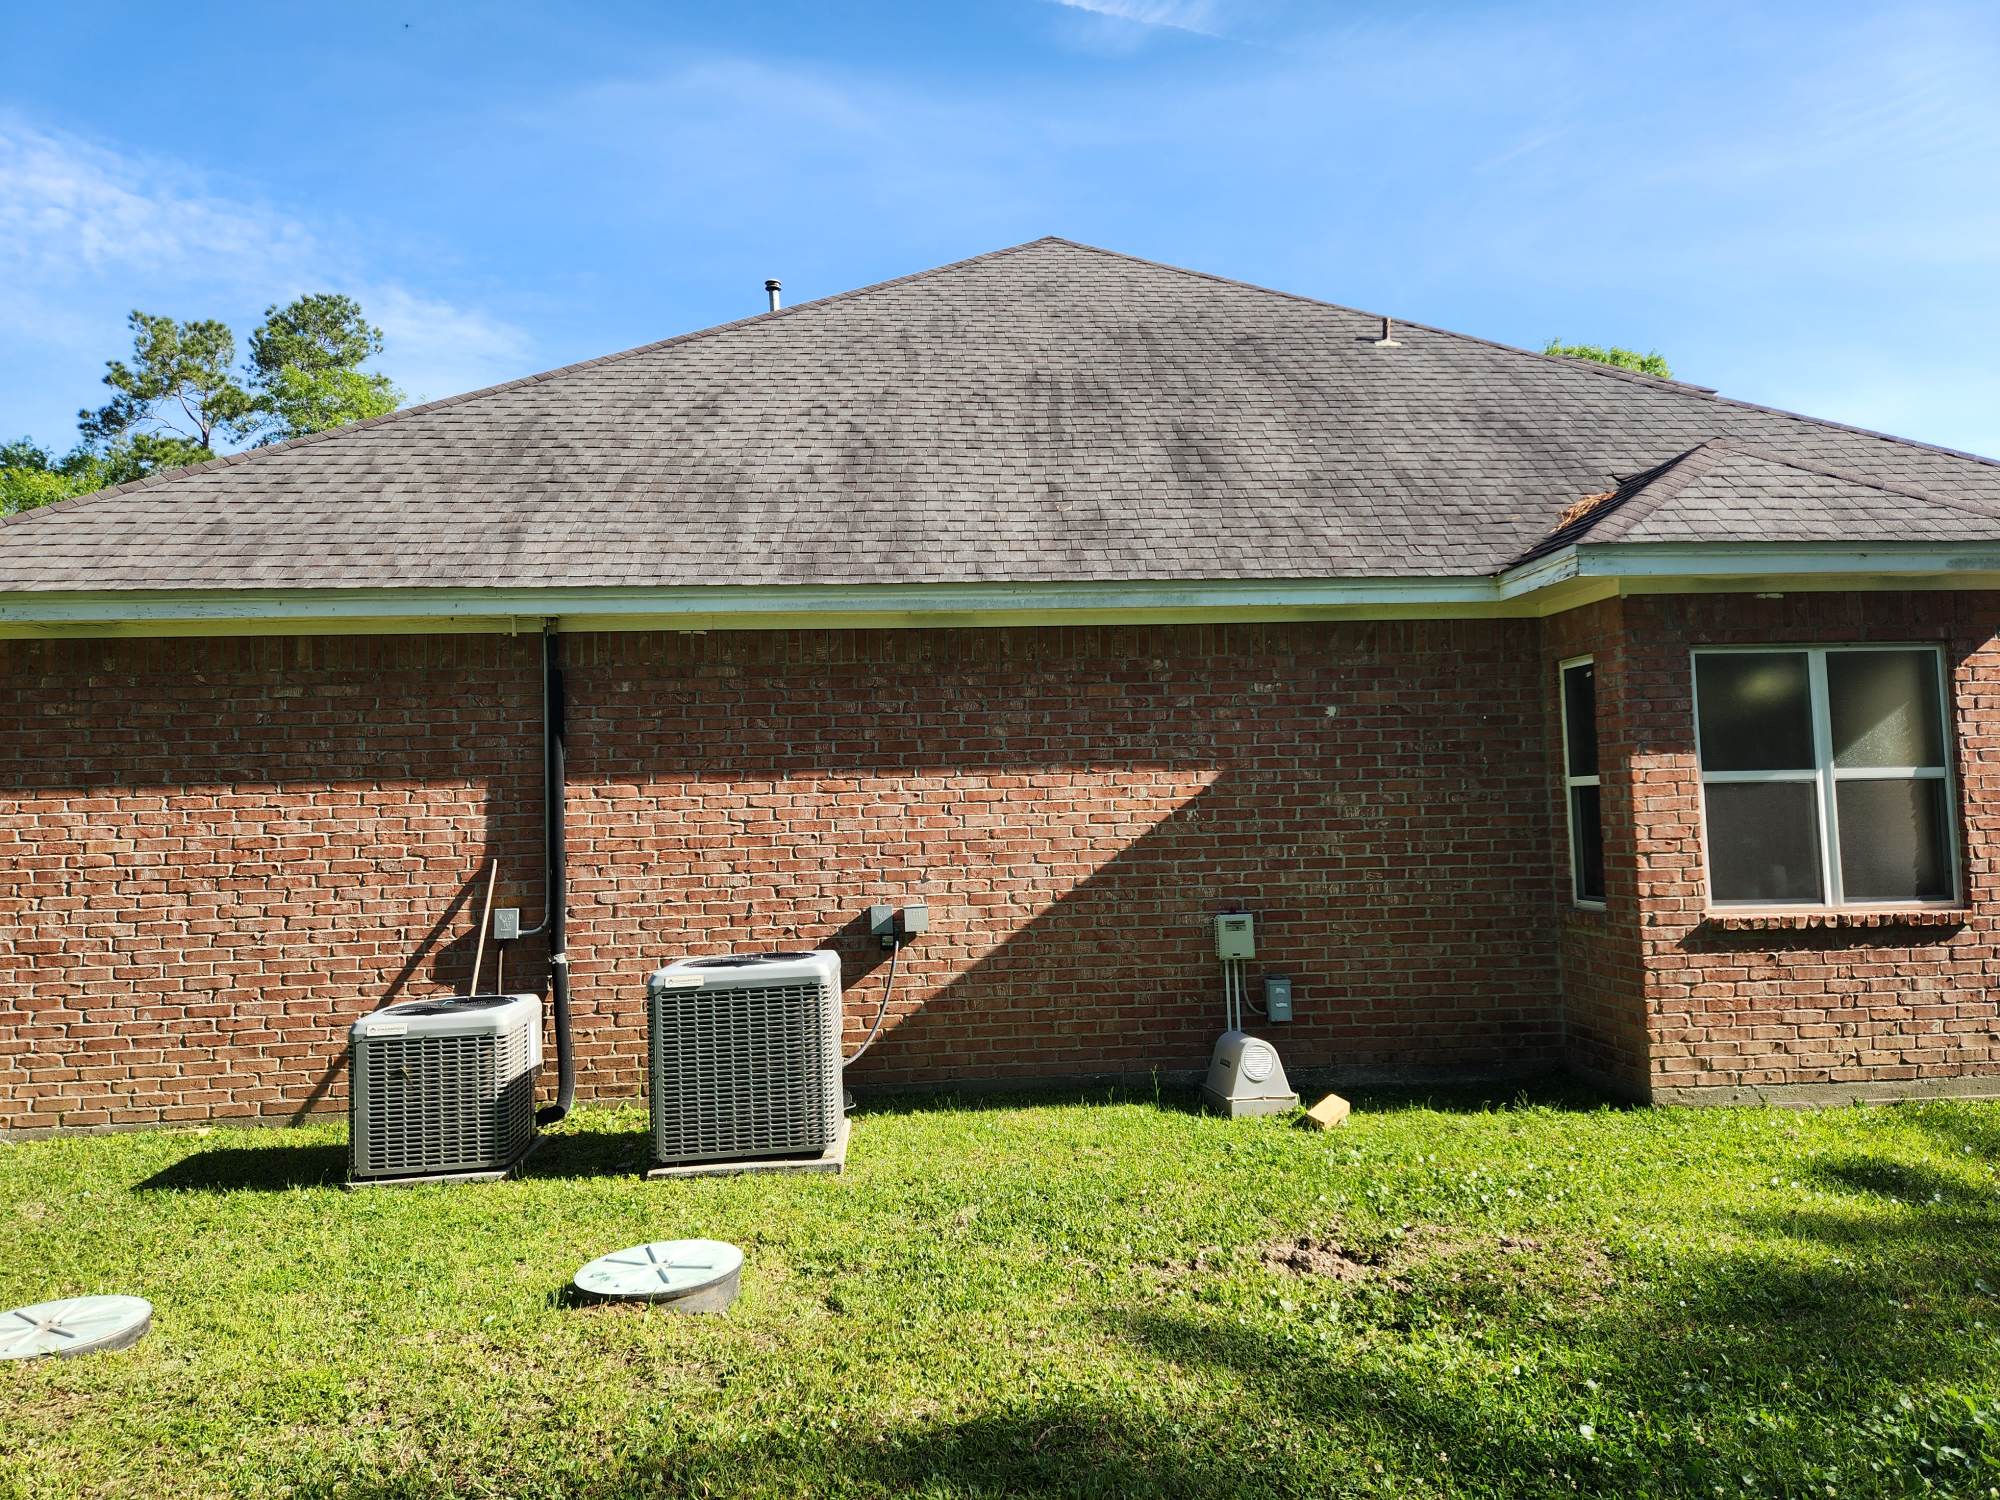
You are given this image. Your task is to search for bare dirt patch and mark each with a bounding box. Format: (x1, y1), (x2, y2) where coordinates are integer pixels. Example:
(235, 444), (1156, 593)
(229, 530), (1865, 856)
(1151, 1245), (1226, 1280)
(1260, 1234), (1390, 1282)
(1258, 1224), (1613, 1299)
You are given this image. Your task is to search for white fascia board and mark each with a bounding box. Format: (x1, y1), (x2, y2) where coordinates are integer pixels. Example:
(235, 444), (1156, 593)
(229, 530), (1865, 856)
(6, 543), (2000, 638)
(0, 576), (1510, 636)
(1493, 549), (1579, 600)
(1496, 541), (2000, 599)
(1581, 541), (2000, 579)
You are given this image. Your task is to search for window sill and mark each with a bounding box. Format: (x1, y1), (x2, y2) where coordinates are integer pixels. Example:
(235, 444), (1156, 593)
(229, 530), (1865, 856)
(1701, 908), (1970, 932)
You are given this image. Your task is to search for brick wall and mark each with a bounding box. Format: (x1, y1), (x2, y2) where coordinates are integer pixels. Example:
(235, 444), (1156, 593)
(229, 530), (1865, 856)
(1, 620), (1564, 1131)
(560, 623), (1561, 1095)
(11, 598), (1997, 1131)
(1540, 599), (1649, 1097)
(0, 635), (545, 1133)
(1618, 591), (2000, 1102)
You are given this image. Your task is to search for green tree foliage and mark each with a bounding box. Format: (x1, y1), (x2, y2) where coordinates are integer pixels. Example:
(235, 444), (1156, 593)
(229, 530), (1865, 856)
(0, 434), (207, 516)
(6, 293), (401, 514)
(80, 312), (259, 452)
(0, 438), (98, 515)
(1543, 339), (1672, 379)
(245, 293), (402, 444)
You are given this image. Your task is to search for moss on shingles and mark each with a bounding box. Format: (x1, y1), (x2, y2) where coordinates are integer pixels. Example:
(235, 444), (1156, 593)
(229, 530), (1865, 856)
(3, 1089), (2000, 1497)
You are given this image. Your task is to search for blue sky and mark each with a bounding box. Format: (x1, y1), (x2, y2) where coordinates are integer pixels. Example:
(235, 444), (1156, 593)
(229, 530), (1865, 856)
(4, 0), (1997, 458)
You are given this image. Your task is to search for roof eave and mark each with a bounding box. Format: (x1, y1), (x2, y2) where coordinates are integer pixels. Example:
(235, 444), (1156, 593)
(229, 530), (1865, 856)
(5, 542), (2000, 639)
(1500, 538), (2000, 600)
(0, 576), (1513, 637)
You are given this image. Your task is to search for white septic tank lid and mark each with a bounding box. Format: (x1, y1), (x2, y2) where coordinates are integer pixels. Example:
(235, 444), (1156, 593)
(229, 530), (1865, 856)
(574, 1239), (744, 1309)
(0, 1295), (152, 1360)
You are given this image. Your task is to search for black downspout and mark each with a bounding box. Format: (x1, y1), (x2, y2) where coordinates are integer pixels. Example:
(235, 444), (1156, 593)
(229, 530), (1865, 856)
(536, 623), (574, 1126)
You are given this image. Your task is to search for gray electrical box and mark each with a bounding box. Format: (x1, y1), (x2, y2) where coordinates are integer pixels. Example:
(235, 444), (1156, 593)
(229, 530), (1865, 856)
(1264, 975), (1293, 1023)
(492, 908), (521, 942)
(1215, 912), (1255, 960)
(869, 902), (927, 947)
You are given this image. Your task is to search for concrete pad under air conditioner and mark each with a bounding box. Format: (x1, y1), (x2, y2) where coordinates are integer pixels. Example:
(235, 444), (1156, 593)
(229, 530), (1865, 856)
(343, 1133), (542, 1190)
(643, 1117), (851, 1181)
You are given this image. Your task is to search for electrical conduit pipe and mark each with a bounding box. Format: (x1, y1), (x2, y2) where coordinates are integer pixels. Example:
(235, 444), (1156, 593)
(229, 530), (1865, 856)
(522, 622), (574, 1126)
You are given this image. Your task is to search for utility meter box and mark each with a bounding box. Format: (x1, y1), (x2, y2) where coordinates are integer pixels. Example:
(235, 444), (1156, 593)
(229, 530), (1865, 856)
(1215, 912), (1255, 960)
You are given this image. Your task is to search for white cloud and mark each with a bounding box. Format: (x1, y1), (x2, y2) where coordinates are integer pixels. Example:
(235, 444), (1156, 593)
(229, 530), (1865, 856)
(1050, 0), (1224, 35)
(0, 114), (537, 437)
(364, 285), (538, 406)
(0, 116), (319, 284)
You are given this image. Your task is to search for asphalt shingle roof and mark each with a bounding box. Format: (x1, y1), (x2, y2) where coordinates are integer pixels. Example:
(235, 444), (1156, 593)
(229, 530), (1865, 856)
(5, 236), (1999, 593)
(1520, 439), (2000, 562)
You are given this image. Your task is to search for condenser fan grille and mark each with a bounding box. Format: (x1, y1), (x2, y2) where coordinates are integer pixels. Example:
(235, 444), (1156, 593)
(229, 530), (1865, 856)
(353, 1026), (536, 1179)
(650, 979), (841, 1165)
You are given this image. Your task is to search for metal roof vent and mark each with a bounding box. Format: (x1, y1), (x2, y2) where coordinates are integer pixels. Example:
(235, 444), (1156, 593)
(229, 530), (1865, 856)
(765, 278), (782, 312)
(1373, 316), (1401, 347)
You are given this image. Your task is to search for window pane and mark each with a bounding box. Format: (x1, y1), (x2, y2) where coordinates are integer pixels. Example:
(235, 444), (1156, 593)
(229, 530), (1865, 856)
(1695, 653), (1814, 771)
(1836, 779), (1953, 902)
(1562, 663), (1599, 777)
(1570, 784), (1606, 903)
(1828, 650), (1945, 768)
(1705, 781), (1823, 903)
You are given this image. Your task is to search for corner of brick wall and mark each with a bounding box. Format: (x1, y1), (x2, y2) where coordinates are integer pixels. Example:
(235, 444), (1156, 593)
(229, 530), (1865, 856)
(1540, 597), (1651, 1099)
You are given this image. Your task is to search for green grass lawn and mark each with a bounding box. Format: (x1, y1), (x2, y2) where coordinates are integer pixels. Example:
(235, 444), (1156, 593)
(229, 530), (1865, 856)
(5, 1087), (2000, 1498)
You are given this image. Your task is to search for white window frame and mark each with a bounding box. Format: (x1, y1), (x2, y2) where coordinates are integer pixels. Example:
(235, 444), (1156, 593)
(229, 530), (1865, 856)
(1559, 654), (1606, 910)
(1690, 643), (1961, 909)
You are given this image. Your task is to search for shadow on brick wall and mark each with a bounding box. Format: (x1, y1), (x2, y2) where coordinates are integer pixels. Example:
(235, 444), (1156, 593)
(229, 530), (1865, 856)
(276, 854), (536, 1130)
(835, 767), (1562, 1093)
(1673, 922), (1968, 957)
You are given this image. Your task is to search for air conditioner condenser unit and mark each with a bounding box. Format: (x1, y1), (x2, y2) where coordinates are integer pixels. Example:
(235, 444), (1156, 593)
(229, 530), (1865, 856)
(647, 951), (844, 1169)
(349, 993), (542, 1185)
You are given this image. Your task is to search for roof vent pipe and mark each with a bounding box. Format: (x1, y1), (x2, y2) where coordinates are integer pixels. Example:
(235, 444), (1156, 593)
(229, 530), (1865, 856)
(1373, 316), (1400, 347)
(765, 278), (782, 313)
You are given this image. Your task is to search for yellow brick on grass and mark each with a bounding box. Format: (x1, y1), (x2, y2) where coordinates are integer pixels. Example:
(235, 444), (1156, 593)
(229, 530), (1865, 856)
(1301, 1093), (1351, 1130)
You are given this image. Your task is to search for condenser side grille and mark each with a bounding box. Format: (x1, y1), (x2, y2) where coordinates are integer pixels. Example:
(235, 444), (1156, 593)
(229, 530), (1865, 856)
(352, 1026), (535, 1179)
(650, 980), (841, 1165)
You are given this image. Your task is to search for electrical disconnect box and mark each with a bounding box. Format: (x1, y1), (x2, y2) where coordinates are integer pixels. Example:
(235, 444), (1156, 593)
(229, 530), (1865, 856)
(1215, 912), (1255, 960)
(1264, 975), (1293, 1023)
(491, 908), (521, 942)
(869, 902), (930, 948)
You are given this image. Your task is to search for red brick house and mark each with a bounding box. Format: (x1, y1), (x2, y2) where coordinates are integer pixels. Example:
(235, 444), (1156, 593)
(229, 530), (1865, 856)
(5, 237), (2000, 1135)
